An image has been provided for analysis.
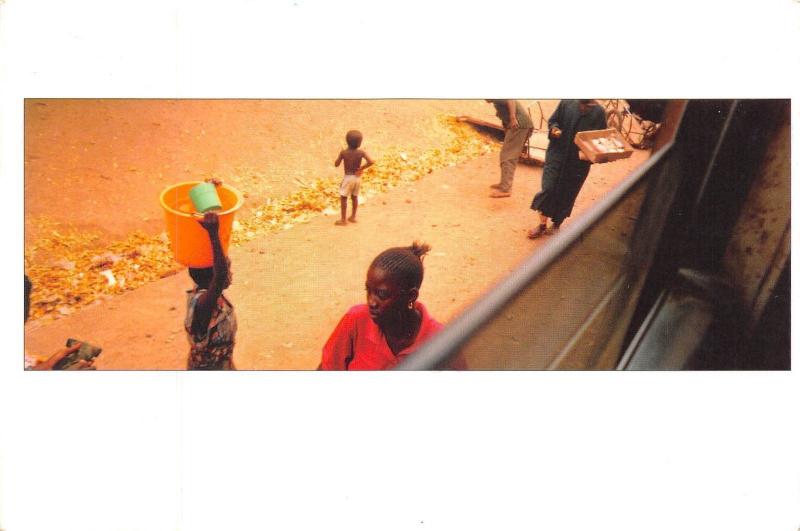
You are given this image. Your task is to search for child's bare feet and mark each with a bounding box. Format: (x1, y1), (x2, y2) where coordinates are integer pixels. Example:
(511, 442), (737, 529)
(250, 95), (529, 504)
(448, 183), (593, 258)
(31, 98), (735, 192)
(347, 216), (357, 223)
(335, 220), (347, 226)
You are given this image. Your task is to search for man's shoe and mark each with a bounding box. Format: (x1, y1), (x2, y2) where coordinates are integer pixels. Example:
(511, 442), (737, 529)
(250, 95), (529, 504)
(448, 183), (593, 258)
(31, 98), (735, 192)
(489, 191), (511, 198)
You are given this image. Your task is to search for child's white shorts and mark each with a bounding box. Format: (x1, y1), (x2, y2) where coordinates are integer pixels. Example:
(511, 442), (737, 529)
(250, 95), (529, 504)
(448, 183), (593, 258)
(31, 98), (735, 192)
(339, 174), (361, 197)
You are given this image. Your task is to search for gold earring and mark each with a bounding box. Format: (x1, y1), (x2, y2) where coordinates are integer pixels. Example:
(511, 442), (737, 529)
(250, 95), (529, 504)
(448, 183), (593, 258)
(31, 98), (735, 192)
(408, 301), (414, 309)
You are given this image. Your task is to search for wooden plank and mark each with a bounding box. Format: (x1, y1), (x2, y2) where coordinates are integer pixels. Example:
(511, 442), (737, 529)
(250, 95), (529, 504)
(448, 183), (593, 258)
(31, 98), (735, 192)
(456, 115), (504, 131)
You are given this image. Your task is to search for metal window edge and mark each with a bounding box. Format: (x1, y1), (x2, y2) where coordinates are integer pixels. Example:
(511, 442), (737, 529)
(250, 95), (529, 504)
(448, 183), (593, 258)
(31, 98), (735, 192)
(397, 131), (682, 371)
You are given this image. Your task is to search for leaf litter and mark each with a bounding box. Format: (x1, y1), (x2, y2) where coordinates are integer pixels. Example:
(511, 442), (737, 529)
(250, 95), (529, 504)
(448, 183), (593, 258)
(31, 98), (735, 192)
(25, 116), (499, 321)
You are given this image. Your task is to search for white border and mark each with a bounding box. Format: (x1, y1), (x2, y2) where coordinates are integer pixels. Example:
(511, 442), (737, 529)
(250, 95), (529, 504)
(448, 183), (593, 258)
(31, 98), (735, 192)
(2, 1), (799, 530)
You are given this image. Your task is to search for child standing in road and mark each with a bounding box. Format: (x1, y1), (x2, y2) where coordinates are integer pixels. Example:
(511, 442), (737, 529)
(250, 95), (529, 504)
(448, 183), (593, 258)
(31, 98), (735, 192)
(334, 130), (374, 226)
(185, 210), (237, 370)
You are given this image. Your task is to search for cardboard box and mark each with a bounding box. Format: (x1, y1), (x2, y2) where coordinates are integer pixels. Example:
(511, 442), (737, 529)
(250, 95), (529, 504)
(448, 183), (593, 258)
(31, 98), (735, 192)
(574, 128), (634, 163)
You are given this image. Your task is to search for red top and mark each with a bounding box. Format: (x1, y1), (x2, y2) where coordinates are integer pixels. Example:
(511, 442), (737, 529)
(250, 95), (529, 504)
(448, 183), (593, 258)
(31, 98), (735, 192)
(320, 302), (465, 370)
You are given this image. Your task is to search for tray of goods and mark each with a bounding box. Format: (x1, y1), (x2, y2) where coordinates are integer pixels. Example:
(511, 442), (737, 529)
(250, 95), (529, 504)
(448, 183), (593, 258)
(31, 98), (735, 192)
(574, 128), (634, 163)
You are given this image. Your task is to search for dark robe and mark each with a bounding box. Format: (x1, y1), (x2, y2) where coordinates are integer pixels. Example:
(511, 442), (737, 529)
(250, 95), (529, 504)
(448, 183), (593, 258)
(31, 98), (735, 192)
(531, 100), (607, 224)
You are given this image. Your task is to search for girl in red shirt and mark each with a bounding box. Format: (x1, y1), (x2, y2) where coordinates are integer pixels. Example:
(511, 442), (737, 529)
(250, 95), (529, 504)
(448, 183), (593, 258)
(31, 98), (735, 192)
(320, 242), (465, 370)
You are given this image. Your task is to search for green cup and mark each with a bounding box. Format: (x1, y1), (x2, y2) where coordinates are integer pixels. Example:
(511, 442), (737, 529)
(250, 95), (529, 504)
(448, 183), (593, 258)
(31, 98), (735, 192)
(189, 182), (222, 213)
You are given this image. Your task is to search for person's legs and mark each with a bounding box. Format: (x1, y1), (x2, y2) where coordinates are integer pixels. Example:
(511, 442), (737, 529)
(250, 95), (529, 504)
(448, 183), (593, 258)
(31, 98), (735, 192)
(490, 130), (513, 190)
(493, 127), (530, 195)
(348, 178), (361, 222)
(338, 176), (358, 225)
(348, 195), (358, 222)
(499, 158), (518, 192)
(529, 156), (572, 237)
(336, 196), (348, 225)
(539, 212), (549, 226)
(550, 166), (590, 227)
(528, 211), (551, 239)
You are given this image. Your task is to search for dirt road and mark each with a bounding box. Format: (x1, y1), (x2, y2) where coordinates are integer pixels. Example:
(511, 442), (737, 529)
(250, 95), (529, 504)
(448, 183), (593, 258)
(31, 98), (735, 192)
(25, 99), (517, 243)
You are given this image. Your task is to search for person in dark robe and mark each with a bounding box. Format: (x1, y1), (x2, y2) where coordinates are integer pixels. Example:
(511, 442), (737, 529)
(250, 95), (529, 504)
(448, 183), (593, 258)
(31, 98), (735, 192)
(528, 99), (607, 238)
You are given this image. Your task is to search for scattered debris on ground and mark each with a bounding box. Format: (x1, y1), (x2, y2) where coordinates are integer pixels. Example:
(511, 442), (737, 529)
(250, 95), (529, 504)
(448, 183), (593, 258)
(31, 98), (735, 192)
(24, 116), (500, 322)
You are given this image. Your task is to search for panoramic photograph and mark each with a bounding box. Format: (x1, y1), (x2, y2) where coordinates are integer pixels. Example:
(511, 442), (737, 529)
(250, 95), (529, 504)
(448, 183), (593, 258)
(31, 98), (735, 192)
(22, 99), (790, 370)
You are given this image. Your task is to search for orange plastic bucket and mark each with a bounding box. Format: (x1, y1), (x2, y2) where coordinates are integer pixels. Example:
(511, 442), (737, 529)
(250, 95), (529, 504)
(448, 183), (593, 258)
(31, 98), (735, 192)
(159, 181), (244, 268)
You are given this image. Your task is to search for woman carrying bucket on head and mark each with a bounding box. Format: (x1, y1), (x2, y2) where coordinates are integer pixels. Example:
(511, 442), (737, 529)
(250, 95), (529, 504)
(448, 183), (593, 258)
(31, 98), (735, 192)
(184, 180), (237, 370)
(162, 178), (239, 370)
(185, 207), (237, 370)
